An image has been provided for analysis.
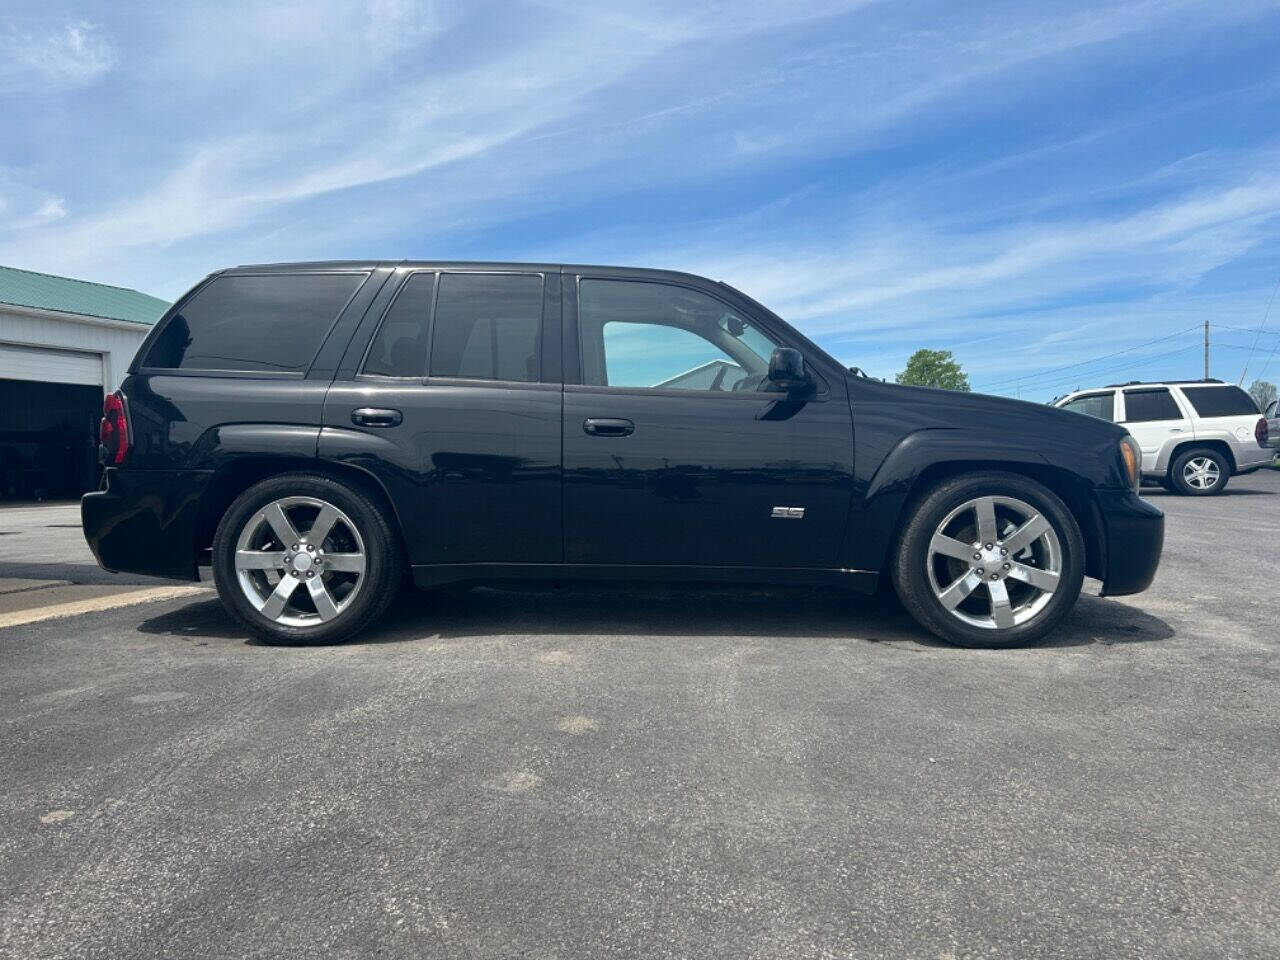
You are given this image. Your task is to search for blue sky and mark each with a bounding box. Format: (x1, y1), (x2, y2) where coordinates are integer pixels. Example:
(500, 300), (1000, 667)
(3, 0), (1280, 399)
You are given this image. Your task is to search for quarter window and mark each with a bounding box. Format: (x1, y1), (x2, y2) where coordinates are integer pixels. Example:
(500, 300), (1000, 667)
(146, 273), (365, 373)
(1060, 392), (1115, 422)
(429, 274), (543, 383)
(363, 273), (436, 378)
(578, 279), (776, 391)
(1123, 388), (1182, 423)
(1181, 385), (1260, 417)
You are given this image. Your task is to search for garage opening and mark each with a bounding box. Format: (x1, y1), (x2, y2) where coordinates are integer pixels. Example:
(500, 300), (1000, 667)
(0, 378), (103, 502)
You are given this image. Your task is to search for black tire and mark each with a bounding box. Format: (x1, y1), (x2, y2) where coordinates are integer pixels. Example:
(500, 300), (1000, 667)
(1168, 447), (1230, 496)
(211, 472), (402, 644)
(891, 471), (1086, 649)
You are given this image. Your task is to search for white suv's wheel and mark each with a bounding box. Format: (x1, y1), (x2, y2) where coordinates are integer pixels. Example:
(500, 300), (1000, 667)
(1169, 448), (1229, 496)
(892, 472), (1085, 648)
(212, 473), (401, 644)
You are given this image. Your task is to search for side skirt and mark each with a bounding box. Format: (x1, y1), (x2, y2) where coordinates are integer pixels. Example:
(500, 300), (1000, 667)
(410, 563), (879, 593)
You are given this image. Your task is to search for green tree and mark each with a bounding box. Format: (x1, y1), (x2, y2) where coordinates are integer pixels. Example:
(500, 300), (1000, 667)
(1247, 379), (1277, 411)
(896, 349), (971, 391)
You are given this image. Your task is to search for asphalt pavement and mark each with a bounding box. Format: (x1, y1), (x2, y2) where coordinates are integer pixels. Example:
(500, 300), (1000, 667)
(1, 471), (1278, 959)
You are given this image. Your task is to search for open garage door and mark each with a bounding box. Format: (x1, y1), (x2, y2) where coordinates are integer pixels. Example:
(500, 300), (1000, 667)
(0, 341), (103, 386)
(0, 377), (103, 502)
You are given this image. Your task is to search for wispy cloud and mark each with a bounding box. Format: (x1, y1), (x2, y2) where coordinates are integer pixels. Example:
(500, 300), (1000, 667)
(1, 0), (1279, 396)
(0, 20), (115, 92)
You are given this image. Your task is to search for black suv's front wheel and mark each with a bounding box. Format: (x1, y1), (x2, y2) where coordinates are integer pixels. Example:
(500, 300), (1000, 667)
(212, 473), (402, 644)
(892, 472), (1085, 648)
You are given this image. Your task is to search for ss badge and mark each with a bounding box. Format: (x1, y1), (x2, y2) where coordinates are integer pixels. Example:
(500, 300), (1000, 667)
(770, 506), (805, 519)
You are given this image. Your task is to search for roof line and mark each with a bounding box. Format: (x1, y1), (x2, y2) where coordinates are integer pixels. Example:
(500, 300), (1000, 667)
(0, 263), (167, 304)
(0, 298), (156, 326)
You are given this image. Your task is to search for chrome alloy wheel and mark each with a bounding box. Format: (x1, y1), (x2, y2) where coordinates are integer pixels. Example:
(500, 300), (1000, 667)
(1182, 455), (1221, 490)
(233, 496), (367, 627)
(925, 495), (1062, 631)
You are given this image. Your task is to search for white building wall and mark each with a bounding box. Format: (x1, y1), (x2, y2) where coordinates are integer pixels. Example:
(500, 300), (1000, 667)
(0, 303), (153, 391)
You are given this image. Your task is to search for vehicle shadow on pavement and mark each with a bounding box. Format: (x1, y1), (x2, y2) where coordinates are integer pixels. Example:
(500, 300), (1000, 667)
(135, 585), (1174, 651)
(1141, 486), (1275, 498)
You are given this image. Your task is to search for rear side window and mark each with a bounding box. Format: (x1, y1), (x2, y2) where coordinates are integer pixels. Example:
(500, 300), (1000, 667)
(429, 273), (543, 382)
(1123, 388), (1182, 423)
(147, 273), (364, 373)
(1059, 392), (1115, 421)
(1182, 385), (1259, 417)
(363, 273), (436, 377)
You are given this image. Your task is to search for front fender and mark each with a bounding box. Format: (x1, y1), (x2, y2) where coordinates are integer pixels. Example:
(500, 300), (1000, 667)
(841, 427), (1100, 574)
(863, 427), (1050, 502)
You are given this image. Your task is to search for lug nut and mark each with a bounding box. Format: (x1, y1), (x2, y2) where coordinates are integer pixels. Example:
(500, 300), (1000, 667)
(1003, 562), (1011, 570)
(291, 543), (298, 551)
(306, 544), (315, 552)
(976, 568), (985, 576)
(990, 573), (999, 581)
(1000, 548), (1008, 556)
(973, 552), (981, 560)
(984, 542), (993, 550)
(307, 570), (315, 578)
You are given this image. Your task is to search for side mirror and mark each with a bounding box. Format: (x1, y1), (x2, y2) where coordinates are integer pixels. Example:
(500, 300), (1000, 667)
(768, 347), (811, 393)
(1268, 400), (1278, 418)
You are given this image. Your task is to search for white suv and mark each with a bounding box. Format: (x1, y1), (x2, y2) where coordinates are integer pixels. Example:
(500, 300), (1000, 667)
(1053, 380), (1271, 495)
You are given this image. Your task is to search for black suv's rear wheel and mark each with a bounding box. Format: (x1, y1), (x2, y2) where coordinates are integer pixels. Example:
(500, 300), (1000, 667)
(1168, 447), (1229, 496)
(212, 473), (401, 644)
(892, 472), (1085, 648)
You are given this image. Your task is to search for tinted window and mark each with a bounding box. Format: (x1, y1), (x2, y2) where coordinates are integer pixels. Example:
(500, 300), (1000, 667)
(429, 274), (543, 382)
(1182, 385), (1260, 418)
(1123, 388), (1182, 422)
(363, 273), (435, 377)
(579, 279), (775, 391)
(1060, 392), (1115, 422)
(146, 273), (364, 372)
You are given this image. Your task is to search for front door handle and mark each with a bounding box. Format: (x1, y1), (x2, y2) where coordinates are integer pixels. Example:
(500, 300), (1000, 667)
(351, 407), (403, 428)
(583, 417), (634, 437)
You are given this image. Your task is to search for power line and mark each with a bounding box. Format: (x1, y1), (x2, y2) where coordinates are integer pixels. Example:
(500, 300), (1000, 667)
(1253, 334), (1280, 382)
(973, 324), (1200, 391)
(1008, 344), (1202, 398)
(1238, 272), (1280, 384)
(1212, 322), (1280, 337)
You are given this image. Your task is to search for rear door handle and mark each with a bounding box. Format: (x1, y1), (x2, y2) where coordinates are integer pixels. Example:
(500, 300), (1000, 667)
(351, 407), (402, 428)
(583, 417), (634, 437)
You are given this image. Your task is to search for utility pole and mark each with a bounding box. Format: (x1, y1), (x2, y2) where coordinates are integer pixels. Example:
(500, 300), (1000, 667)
(1204, 319), (1210, 380)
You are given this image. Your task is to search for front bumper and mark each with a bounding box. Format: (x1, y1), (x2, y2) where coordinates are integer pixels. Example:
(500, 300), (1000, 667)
(82, 468), (212, 580)
(1095, 489), (1164, 597)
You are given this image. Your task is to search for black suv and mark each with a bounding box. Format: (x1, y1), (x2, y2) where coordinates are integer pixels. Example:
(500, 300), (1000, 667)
(83, 261), (1163, 648)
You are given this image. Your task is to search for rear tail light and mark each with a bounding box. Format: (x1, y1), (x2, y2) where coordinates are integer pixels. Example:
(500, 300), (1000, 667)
(99, 391), (130, 466)
(1256, 416), (1268, 446)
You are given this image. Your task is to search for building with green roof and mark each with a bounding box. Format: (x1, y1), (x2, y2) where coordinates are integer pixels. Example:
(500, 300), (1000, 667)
(0, 264), (170, 501)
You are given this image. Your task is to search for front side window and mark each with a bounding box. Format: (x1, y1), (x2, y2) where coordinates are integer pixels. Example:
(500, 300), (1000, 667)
(1060, 392), (1115, 422)
(1181, 385), (1260, 418)
(1123, 388), (1183, 423)
(363, 273), (436, 377)
(578, 279), (776, 391)
(429, 273), (543, 383)
(146, 273), (364, 373)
